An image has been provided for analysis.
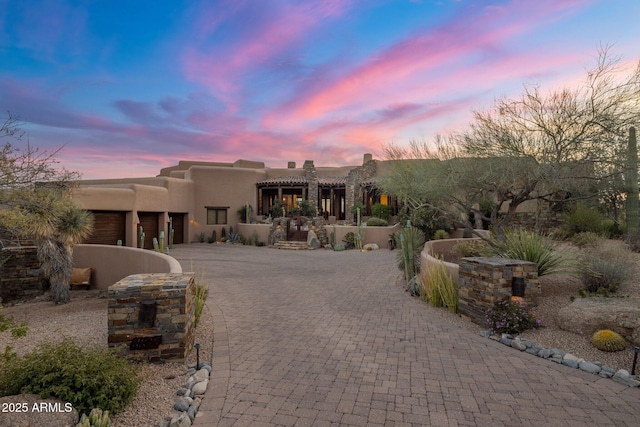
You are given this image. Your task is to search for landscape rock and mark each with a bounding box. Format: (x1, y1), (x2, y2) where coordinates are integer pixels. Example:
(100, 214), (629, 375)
(192, 368), (209, 383)
(363, 243), (379, 250)
(578, 361), (601, 374)
(170, 412), (192, 427)
(557, 297), (640, 346)
(612, 369), (640, 387)
(192, 379), (208, 395)
(307, 230), (321, 249)
(174, 397), (191, 412)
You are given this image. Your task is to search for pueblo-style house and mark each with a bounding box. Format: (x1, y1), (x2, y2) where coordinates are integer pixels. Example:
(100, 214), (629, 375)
(72, 154), (399, 247)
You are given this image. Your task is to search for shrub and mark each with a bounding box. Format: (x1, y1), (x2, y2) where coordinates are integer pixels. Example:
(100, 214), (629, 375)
(333, 244), (345, 251)
(420, 258), (457, 313)
(571, 231), (601, 248)
(578, 242), (634, 293)
(366, 217), (388, 227)
(485, 299), (540, 335)
(371, 203), (392, 221)
(591, 329), (627, 352)
(452, 240), (490, 258)
(0, 338), (141, 415)
(562, 203), (606, 236)
(194, 281), (209, 328)
(488, 230), (567, 277)
(407, 275), (420, 297)
(433, 229), (449, 240)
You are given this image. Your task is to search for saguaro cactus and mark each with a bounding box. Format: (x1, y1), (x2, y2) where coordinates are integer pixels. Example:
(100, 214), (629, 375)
(626, 127), (639, 235)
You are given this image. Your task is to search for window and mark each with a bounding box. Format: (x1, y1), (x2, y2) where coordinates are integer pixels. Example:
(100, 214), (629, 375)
(206, 207), (228, 225)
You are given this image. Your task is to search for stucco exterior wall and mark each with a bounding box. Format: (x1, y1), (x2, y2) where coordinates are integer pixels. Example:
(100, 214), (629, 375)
(186, 165), (267, 242)
(73, 244), (182, 290)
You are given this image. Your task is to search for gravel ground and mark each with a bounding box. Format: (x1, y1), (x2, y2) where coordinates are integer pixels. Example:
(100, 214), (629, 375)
(1, 243), (639, 426)
(0, 290), (214, 427)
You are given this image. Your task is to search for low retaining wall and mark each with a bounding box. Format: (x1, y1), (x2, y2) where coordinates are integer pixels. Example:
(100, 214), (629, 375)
(330, 223), (402, 249)
(73, 244), (182, 290)
(0, 246), (47, 302)
(108, 272), (196, 362)
(236, 223), (270, 244)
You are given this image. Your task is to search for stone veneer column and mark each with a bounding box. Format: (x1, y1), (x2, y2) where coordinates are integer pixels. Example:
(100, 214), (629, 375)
(457, 257), (539, 327)
(108, 272), (196, 362)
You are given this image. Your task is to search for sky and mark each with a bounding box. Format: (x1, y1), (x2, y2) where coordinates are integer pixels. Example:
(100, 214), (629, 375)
(1, 0), (640, 179)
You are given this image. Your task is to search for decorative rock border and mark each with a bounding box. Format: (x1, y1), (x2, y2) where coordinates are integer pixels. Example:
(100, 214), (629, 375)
(158, 360), (212, 427)
(480, 331), (640, 388)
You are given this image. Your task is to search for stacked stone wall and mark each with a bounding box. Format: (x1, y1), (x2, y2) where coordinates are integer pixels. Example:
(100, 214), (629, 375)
(0, 246), (47, 302)
(458, 257), (539, 327)
(108, 272), (195, 361)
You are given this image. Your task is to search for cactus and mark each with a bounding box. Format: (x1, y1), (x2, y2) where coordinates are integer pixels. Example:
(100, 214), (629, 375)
(76, 408), (112, 427)
(355, 207), (364, 250)
(152, 237), (159, 252)
(626, 127), (639, 235)
(211, 229), (217, 243)
(221, 227), (226, 239)
(168, 217), (174, 249)
(330, 226), (336, 248)
(138, 225), (144, 249)
(159, 231), (165, 253)
(591, 329), (627, 352)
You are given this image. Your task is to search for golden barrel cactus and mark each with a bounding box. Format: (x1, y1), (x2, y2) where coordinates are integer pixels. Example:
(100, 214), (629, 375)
(591, 329), (627, 352)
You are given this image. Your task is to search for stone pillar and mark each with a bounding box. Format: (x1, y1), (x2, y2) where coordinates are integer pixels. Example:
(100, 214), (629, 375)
(458, 257), (539, 327)
(108, 272), (196, 362)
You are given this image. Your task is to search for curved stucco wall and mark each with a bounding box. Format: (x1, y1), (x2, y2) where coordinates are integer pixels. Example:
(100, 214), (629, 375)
(420, 236), (487, 284)
(72, 244), (182, 290)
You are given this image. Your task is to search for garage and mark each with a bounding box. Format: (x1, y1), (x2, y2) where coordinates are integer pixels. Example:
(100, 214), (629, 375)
(84, 211), (126, 245)
(169, 213), (185, 245)
(138, 212), (160, 250)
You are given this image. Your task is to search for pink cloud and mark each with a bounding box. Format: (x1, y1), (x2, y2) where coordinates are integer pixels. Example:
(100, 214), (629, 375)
(265, 0), (591, 127)
(181, 0), (353, 109)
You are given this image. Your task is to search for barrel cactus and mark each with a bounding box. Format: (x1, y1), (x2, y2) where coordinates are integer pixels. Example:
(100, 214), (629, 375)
(591, 329), (627, 352)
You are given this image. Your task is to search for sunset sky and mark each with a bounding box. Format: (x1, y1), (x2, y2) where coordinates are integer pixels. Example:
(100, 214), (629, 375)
(2, 0), (639, 179)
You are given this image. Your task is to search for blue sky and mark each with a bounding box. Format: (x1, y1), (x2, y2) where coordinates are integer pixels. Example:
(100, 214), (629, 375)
(1, 0), (639, 179)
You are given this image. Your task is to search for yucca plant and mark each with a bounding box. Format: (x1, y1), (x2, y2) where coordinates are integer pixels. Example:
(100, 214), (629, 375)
(394, 226), (425, 281)
(76, 408), (112, 427)
(488, 229), (567, 277)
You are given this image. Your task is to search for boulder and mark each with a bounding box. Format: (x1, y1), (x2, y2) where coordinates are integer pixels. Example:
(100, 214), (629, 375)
(0, 394), (79, 427)
(557, 297), (640, 346)
(307, 230), (321, 249)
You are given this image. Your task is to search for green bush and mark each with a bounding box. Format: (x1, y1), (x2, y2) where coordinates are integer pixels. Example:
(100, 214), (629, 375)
(371, 203), (392, 221)
(578, 242), (634, 293)
(0, 338), (141, 416)
(452, 240), (491, 257)
(433, 229), (449, 240)
(366, 217), (388, 227)
(488, 230), (567, 277)
(486, 299), (540, 335)
(562, 203), (606, 236)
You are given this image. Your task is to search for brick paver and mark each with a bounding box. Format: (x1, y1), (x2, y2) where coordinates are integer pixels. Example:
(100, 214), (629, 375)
(170, 245), (640, 426)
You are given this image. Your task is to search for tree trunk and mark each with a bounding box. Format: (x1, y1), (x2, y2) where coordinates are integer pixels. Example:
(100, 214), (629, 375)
(626, 127), (639, 235)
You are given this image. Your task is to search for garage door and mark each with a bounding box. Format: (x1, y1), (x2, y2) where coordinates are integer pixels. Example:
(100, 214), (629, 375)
(169, 213), (185, 245)
(85, 211), (126, 245)
(138, 212), (159, 250)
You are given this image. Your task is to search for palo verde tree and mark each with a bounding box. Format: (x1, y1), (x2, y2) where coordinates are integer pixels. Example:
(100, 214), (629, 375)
(0, 112), (93, 304)
(380, 47), (640, 240)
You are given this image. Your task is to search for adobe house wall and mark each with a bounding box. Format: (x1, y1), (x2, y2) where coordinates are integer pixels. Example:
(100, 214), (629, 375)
(186, 165), (267, 242)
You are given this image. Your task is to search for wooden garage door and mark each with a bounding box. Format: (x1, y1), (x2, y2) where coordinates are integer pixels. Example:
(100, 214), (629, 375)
(169, 213), (184, 245)
(85, 211), (126, 245)
(138, 212), (159, 250)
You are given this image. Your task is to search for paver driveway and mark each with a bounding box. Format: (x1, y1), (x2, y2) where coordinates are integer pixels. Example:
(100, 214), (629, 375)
(170, 244), (640, 426)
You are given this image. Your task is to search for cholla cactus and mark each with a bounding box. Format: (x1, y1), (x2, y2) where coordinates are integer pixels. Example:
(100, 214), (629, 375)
(76, 408), (112, 427)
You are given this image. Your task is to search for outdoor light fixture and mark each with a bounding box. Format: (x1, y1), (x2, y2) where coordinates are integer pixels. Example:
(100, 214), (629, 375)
(194, 343), (201, 370)
(632, 346), (639, 376)
(512, 277), (526, 298)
